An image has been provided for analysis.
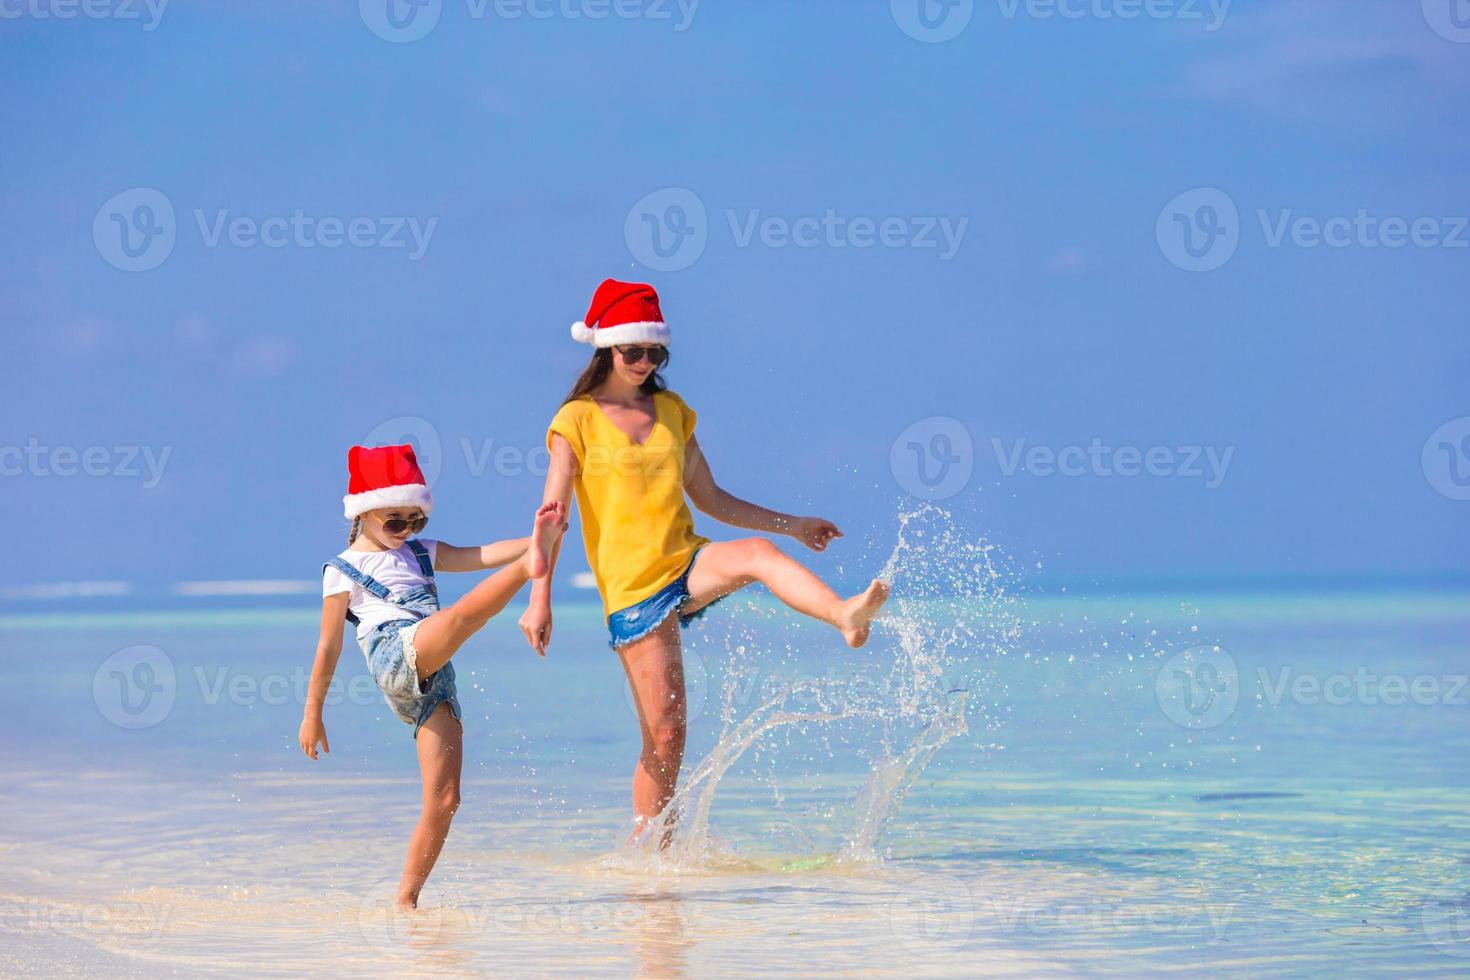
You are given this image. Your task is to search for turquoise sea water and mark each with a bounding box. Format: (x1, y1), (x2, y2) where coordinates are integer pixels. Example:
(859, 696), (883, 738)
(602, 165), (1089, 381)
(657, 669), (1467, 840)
(1, 520), (1467, 976)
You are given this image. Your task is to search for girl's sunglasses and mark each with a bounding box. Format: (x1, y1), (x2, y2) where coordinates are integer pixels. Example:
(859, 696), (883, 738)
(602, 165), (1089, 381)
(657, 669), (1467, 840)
(615, 345), (668, 366)
(377, 514), (428, 535)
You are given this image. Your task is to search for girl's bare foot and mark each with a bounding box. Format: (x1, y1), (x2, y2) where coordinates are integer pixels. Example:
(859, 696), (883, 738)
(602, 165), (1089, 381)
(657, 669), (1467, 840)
(837, 579), (889, 648)
(394, 896), (417, 912)
(525, 502), (565, 579)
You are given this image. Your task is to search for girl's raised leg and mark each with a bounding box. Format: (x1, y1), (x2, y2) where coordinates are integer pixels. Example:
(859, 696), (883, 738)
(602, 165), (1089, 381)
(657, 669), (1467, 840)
(396, 702), (462, 909)
(411, 502), (563, 682)
(617, 614), (687, 835)
(684, 537), (889, 648)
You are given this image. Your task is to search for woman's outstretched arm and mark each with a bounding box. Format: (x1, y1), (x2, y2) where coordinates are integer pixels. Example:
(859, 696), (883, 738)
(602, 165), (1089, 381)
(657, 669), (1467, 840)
(684, 434), (842, 552)
(519, 434), (577, 655)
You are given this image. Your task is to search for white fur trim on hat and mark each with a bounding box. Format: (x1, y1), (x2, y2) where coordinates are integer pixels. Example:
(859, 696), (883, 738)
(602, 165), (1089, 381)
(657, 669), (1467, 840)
(342, 483), (434, 520)
(572, 320), (670, 348)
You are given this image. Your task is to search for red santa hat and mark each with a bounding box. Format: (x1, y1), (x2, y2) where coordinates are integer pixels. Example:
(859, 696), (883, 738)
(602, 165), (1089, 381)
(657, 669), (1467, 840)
(570, 278), (670, 348)
(342, 444), (434, 520)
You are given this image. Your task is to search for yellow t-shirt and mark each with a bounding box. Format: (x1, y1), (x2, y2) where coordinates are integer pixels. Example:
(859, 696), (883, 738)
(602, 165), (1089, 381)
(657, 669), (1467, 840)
(547, 390), (711, 620)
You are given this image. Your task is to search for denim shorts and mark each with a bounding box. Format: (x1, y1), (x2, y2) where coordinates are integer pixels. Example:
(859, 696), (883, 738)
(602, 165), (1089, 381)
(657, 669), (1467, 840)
(364, 619), (462, 736)
(607, 548), (724, 650)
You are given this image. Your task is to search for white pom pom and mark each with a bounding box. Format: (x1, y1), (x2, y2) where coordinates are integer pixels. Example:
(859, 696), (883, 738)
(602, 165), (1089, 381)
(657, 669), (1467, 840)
(570, 321), (594, 343)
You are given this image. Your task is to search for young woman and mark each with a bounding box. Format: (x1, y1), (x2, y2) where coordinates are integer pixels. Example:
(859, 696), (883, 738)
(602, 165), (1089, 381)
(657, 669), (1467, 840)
(299, 443), (564, 908)
(519, 279), (889, 836)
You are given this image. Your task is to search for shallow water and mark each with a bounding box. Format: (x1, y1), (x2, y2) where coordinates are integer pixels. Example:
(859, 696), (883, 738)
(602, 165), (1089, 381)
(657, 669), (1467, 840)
(1, 544), (1468, 975)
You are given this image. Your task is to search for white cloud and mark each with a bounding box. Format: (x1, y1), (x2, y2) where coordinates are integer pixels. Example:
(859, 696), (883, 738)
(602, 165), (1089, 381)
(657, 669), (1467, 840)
(1179, 0), (1470, 126)
(232, 336), (295, 375)
(57, 318), (109, 354)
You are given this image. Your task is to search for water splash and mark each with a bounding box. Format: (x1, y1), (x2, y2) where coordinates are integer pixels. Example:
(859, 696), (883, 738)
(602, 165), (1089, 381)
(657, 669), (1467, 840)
(620, 503), (1023, 869)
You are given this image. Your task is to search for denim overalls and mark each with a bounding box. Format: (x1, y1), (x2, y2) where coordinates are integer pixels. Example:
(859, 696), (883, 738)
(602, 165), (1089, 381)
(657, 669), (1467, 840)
(324, 540), (461, 736)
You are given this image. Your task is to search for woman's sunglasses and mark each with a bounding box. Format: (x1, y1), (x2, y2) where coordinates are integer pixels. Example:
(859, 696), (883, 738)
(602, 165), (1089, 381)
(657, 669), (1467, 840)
(615, 345), (668, 366)
(377, 513), (428, 535)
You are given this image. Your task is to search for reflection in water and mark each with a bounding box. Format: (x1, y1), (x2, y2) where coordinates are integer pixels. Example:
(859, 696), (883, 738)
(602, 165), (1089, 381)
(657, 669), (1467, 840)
(621, 889), (690, 980)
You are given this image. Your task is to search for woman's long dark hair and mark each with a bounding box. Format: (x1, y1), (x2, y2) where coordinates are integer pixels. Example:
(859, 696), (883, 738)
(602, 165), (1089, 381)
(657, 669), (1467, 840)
(562, 347), (669, 405)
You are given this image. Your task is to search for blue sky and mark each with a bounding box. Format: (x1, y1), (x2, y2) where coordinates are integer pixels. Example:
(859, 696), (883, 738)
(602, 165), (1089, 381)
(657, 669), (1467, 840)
(3, 0), (1468, 596)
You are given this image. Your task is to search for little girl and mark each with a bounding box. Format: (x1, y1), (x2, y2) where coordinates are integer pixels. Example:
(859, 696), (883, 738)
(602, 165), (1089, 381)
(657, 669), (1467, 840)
(299, 443), (564, 909)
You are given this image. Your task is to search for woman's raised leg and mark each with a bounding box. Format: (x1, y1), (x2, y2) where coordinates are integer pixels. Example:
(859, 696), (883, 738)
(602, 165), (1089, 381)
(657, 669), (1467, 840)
(684, 537), (888, 648)
(617, 614), (687, 834)
(396, 702), (462, 909)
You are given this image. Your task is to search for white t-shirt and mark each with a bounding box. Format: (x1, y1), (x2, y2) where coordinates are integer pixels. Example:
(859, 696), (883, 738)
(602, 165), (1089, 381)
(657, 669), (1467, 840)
(322, 539), (440, 642)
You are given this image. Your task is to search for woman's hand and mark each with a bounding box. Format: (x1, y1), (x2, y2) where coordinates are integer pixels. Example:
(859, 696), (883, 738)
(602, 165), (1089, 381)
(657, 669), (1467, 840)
(519, 601), (553, 657)
(299, 713), (330, 760)
(790, 516), (842, 552)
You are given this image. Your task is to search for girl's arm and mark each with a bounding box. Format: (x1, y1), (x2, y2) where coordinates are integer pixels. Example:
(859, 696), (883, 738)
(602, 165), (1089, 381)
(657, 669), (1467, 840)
(519, 434), (577, 656)
(300, 592), (349, 760)
(435, 537), (530, 573)
(684, 434), (842, 552)
(301, 593), (349, 764)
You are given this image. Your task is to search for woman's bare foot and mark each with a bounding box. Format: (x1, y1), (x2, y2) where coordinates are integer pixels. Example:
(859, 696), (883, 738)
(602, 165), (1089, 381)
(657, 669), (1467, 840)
(836, 579), (889, 648)
(394, 896), (417, 912)
(525, 502), (565, 579)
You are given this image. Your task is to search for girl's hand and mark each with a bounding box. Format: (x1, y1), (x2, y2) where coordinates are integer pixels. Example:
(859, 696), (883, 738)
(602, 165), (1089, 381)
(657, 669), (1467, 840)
(519, 602), (553, 657)
(791, 516), (842, 552)
(299, 715), (330, 760)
